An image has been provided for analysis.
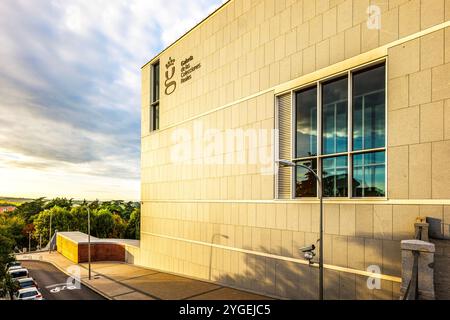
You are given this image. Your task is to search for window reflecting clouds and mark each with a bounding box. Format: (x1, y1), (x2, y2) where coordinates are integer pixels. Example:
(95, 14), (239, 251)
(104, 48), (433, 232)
(322, 77), (348, 155)
(353, 151), (385, 197)
(295, 159), (317, 197)
(296, 87), (317, 158)
(353, 64), (385, 151)
(322, 156), (348, 197)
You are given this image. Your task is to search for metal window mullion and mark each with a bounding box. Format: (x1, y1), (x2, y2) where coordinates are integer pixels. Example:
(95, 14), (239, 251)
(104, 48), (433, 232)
(362, 155), (366, 198)
(294, 149), (368, 162)
(333, 102), (337, 154)
(350, 147), (386, 155)
(362, 95), (366, 150)
(353, 88), (384, 100)
(348, 71), (353, 199)
(317, 82), (322, 199)
(333, 158), (337, 197)
(354, 161), (386, 169)
(384, 60), (388, 199)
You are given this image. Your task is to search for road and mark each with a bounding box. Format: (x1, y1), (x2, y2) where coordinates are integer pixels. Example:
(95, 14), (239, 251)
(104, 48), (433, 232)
(20, 261), (105, 300)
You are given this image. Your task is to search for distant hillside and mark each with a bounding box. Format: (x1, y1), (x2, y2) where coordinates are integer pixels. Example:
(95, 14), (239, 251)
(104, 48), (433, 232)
(0, 197), (139, 206)
(0, 197), (33, 206)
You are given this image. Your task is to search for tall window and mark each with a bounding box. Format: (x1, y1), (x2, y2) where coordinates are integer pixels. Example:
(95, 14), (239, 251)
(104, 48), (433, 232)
(150, 61), (160, 132)
(294, 63), (386, 198)
(295, 87), (317, 197)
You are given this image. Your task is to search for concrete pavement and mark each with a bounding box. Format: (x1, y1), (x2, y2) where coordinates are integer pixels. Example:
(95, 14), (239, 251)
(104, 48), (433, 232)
(17, 252), (271, 300)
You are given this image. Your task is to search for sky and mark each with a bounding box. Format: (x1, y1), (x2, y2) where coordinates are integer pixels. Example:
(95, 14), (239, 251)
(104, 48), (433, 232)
(0, 0), (225, 201)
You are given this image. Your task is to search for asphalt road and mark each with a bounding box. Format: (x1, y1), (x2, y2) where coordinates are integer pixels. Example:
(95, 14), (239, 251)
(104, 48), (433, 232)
(20, 261), (105, 300)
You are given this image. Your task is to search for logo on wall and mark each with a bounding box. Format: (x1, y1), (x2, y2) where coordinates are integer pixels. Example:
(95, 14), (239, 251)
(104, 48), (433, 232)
(163, 55), (202, 96)
(165, 57), (177, 95)
(181, 56), (201, 84)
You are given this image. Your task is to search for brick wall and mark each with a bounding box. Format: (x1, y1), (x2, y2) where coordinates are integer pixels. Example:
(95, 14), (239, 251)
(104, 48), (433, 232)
(78, 243), (125, 263)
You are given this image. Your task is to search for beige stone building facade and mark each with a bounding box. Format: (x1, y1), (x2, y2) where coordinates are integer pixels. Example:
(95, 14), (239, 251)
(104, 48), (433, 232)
(136, 0), (450, 299)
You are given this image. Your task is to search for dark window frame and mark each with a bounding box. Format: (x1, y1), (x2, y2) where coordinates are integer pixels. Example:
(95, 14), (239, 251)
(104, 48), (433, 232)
(292, 62), (387, 199)
(150, 61), (160, 132)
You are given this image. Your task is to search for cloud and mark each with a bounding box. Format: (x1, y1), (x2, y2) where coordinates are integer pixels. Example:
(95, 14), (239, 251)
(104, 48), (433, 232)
(0, 0), (223, 199)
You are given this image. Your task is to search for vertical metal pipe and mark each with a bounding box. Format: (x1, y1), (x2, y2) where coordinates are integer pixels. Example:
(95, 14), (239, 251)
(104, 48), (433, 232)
(319, 178), (324, 301)
(279, 161), (324, 300)
(298, 163), (324, 300)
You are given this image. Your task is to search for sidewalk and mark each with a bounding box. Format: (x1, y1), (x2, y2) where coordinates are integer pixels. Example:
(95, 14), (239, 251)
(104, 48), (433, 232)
(17, 252), (271, 300)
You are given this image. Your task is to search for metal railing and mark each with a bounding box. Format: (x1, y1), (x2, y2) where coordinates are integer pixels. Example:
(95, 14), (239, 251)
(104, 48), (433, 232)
(403, 250), (420, 300)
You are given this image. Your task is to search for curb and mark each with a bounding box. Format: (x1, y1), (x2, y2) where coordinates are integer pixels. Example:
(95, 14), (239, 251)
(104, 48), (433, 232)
(17, 256), (113, 301)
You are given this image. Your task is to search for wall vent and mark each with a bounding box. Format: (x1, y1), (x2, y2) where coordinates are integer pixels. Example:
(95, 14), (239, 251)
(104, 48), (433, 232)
(277, 93), (292, 199)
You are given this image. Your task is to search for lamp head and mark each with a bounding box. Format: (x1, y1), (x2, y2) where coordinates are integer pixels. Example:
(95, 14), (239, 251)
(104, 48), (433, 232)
(277, 159), (296, 167)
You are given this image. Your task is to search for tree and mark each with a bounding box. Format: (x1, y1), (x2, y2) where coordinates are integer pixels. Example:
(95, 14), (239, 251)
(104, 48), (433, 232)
(0, 214), (26, 251)
(98, 200), (124, 219)
(92, 209), (114, 238)
(0, 234), (18, 300)
(15, 198), (46, 224)
(123, 201), (136, 220)
(0, 234), (14, 266)
(125, 207), (140, 240)
(69, 206), (89, 234)
(88, 199), (100, 211)
(44, 197), (73, 210)
(33, 206), (71, 244)
(110, 214), (126, 239)
(2, 198), (140, 254)
(0, 273), (19, 300)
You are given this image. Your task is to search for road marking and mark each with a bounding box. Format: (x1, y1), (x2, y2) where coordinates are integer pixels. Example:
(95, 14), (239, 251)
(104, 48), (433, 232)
(46, 283), (78, 293)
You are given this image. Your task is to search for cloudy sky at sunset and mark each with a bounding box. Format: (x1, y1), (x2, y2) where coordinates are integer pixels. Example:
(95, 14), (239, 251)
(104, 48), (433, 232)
(0, 0), (224, 200)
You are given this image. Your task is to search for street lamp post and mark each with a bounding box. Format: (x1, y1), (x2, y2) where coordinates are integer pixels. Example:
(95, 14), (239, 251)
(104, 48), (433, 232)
(49, 212), (52, 253)
(277, 160), (324, 301)
(87, 206), (92, 280)
(28, 231), (31, 253)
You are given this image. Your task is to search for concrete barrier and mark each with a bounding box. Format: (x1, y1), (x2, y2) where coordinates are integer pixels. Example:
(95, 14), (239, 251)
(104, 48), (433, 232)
(401, 239), (435, 300)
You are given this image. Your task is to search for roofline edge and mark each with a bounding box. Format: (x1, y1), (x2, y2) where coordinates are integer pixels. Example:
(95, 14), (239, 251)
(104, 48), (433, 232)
(141, 0), (232, 69)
